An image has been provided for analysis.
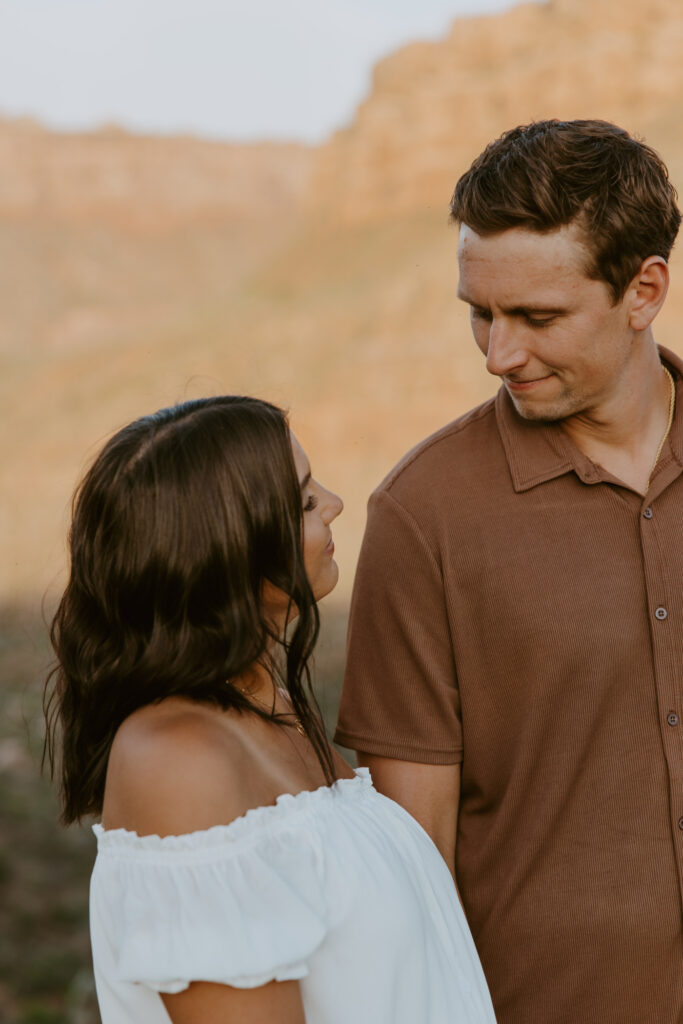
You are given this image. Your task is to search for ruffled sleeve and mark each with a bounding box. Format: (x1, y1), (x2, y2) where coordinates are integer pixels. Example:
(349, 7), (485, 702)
(90, 797), (329, 994)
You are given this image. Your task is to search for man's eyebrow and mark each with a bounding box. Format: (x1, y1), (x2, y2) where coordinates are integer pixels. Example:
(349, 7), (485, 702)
(457, 291), (565, 316)
(299, 470), (311, 490)
(508, 305), (566, 316)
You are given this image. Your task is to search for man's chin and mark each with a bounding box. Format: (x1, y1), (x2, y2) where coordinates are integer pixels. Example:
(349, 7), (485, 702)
(507, 391), (572, 424)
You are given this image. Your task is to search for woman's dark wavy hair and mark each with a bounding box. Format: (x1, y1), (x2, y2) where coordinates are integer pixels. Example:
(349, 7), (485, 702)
(450, 119), (682, 302)
(44, 395), (334, 824)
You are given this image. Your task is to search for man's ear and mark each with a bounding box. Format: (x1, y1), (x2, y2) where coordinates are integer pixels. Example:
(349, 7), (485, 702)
(627, 255), (669, 331)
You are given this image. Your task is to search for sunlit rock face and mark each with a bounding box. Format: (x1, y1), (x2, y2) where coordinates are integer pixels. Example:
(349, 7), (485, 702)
(1, 0), (682, 606)
(308, 0), (683, 226)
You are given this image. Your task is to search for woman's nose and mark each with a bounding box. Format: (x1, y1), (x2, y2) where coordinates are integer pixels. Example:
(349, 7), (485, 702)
(322, 489), (343, 524)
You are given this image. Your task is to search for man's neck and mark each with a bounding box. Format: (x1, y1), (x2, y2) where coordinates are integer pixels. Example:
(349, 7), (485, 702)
(560, 341), (673, 495)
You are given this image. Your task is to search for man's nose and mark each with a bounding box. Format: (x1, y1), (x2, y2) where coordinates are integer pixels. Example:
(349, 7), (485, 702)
(484, 318), (529, 378)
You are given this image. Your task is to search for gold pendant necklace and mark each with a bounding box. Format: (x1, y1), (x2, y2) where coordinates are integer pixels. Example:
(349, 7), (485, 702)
(238, 683), (306, 736)
(276, 688), (307, 737)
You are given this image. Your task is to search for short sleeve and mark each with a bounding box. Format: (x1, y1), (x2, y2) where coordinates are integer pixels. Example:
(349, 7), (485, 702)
(90, 811), (328, 994)
(335, 488), (462, 763)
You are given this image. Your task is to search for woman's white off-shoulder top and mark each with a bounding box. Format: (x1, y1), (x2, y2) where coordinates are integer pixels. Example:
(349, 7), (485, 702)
(90, 768), (496, 1023)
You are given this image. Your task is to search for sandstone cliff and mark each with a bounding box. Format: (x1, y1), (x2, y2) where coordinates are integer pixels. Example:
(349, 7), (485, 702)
(309, 0), (683, 223)
(2, 0), (682, 604)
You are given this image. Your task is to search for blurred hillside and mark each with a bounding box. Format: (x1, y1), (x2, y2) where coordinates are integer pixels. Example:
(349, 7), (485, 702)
(311, 0), (683, 224)
(2, 0), (683, 611)
(2, 0), (683, 1018)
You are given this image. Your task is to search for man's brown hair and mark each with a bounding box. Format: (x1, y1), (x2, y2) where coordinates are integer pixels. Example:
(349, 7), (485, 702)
(449, 119), (681, 301)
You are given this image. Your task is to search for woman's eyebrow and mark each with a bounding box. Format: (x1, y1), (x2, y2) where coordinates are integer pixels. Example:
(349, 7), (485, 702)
(299, 469), (311, 490)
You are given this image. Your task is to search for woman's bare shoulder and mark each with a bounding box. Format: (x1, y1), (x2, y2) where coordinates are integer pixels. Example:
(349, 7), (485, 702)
(102, 698), (256, 837)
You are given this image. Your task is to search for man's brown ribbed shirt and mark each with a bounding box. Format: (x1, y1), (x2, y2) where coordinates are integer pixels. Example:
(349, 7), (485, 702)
(335, 348), (683, 1024)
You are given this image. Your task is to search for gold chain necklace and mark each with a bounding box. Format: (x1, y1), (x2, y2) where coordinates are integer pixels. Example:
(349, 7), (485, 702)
(651, 366), (676, 476)
(239, 684), (306, 736)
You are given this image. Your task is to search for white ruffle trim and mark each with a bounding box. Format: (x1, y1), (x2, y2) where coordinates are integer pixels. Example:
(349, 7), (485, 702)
(90, 769), (373, 993)
(93, 767), (372, 856)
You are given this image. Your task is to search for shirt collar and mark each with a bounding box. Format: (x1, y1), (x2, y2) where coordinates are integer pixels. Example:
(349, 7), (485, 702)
(495, 345), (683, 494)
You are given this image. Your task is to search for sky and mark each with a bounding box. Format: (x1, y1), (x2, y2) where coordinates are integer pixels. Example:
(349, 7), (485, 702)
(0, 0), (526, 143)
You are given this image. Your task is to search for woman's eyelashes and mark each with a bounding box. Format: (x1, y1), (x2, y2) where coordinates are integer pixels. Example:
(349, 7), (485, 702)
(303, 491), (319, 512)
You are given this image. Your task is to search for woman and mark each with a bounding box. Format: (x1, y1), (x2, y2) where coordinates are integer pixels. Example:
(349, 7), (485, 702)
(44, 396), (496, 1024)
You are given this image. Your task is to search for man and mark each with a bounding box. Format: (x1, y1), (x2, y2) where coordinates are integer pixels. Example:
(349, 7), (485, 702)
(335, 120), (683, 1024)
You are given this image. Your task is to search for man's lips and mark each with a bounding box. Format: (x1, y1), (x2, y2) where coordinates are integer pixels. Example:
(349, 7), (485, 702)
(505, 374), (554, 391)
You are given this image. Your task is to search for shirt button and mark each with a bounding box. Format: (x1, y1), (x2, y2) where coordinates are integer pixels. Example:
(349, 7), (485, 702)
(643, 507), (653, 519)
(654, 607), (668, 620)
(667, 712), (680, 726)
